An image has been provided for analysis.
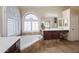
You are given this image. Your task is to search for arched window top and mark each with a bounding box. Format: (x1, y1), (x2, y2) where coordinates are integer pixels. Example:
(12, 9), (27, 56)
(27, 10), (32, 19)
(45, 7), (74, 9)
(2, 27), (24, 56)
(25, 13), (38, 20)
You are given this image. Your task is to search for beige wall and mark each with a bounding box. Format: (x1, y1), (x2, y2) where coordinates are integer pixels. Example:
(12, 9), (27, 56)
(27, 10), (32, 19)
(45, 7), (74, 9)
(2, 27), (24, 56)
(0, 7), (2, 36)
(19, 6), (69, 34)
(0, 7), (1, 36)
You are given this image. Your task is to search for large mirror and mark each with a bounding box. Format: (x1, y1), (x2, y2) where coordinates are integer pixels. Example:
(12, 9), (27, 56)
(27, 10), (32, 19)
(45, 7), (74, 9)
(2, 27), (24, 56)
(41, 16), (67, 30)
(58, 18), (64, 28)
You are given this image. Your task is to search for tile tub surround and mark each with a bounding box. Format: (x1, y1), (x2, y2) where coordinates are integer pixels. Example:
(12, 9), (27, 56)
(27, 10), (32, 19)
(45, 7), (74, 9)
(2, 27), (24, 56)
(22, 40), (79, 53)
(0, 36), (20, 53)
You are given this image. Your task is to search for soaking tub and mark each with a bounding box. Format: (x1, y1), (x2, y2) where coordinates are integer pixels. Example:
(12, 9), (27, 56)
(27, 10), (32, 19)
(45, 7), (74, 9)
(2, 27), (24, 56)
(20, 35), (43, 50)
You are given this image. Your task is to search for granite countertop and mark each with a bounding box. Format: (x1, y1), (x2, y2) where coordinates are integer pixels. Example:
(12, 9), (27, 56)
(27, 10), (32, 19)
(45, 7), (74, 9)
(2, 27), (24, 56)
(0, 36), (20, 53)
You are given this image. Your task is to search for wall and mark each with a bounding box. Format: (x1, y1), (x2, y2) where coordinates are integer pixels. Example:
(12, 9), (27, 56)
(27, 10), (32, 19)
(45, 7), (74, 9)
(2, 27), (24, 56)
(19, 6), (69, 34)
(62, 7), (79, 41)
(0, 7), (2, 36)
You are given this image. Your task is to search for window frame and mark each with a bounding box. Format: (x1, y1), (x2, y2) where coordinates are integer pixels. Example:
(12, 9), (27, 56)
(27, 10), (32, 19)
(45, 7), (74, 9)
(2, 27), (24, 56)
(23, 13), (40, 33)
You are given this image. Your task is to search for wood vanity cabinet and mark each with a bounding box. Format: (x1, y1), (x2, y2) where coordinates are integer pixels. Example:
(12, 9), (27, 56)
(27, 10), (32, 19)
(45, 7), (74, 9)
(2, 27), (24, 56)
(43, 30), (69, 40)
(5, 39), (20, 53)
(44, 31), (59, 39)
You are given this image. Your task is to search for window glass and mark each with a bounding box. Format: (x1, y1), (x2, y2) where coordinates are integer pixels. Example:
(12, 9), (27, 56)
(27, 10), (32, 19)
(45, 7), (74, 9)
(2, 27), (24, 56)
(8, 18), (16, 36)
(24, 14), (39, 32)
(24, 21), (31, 32)
(25, 14), (38, 20)
(32, 22), (39, 32)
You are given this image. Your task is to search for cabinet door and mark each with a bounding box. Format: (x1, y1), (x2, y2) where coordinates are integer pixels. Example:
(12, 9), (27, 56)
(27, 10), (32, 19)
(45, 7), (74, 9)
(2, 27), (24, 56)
(15, 39), (20, 52)
(70, 14), (79, 41)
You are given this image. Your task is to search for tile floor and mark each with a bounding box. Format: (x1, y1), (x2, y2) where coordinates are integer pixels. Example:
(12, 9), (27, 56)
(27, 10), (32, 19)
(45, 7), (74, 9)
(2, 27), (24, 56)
(22, 39), (79, 53)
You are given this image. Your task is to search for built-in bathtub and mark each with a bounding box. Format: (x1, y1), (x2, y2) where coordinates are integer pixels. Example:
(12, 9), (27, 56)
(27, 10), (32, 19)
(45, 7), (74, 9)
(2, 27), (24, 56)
(20, 35), (43, 50)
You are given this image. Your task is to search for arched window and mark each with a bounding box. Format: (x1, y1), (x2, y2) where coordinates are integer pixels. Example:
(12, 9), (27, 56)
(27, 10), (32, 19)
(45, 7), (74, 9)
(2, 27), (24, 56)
(24, 13), (39, 32)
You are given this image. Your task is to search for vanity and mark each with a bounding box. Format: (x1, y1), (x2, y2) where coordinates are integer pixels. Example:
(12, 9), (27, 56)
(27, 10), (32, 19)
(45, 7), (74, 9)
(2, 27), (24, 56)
(0, 37), (20, 53)
(43, 29), (69, 40)
(41, 15), (69, 40)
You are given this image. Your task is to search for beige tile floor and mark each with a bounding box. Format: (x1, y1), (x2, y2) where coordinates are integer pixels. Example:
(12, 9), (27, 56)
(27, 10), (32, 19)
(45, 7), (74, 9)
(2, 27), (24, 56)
(22, 39), (79, 53)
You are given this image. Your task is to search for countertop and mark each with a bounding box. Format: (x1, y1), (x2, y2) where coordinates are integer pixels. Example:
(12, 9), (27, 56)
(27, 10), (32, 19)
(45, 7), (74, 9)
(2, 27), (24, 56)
(43, 28), (69, 31)
(0, 36), (20, 53)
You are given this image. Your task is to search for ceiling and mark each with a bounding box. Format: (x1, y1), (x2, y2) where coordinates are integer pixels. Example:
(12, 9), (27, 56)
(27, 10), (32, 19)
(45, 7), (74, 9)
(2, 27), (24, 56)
(19, 6), (79, 12)
(18, 6), (79, 17)
(19, 6), (70, 11)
